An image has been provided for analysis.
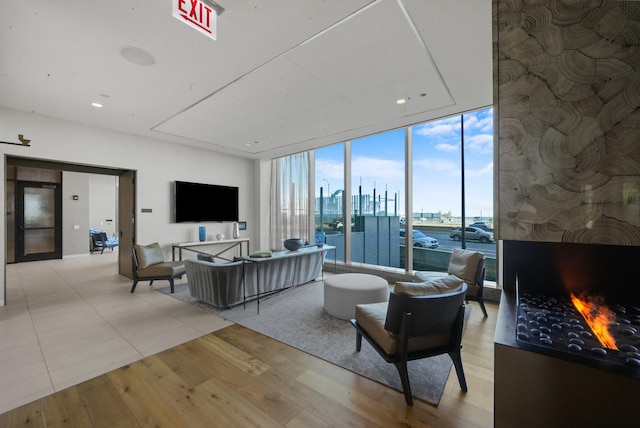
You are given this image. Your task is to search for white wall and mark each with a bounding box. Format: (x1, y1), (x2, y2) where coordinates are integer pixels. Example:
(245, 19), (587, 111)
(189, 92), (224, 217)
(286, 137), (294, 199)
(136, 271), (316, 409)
(0, 107), (258, 306)
(62, 171), (91, 256)
(89, 174), (117, 238)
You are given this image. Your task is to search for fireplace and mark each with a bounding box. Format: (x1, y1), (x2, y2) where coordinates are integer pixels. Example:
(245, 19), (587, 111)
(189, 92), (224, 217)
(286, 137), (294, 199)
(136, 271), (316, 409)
(506, 241), (640, 379)
(495, 240), (640, 427)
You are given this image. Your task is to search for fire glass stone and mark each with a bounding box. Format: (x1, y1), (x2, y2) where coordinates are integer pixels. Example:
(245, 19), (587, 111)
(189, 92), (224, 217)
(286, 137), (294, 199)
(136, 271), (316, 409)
(625, 358), (640, 368)
(568, 343), (583, 352)
(619, 344), (638, 353)
(591, 348), (607, 356)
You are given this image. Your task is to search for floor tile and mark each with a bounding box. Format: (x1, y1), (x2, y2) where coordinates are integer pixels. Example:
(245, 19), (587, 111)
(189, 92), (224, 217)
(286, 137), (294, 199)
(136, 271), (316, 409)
(0, 251), (232, 414)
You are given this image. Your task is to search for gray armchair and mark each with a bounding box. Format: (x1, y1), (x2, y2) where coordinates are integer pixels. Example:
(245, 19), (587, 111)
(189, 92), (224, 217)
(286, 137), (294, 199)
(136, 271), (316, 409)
(131, 242), (185, 293)
(413, 248), (487, 317)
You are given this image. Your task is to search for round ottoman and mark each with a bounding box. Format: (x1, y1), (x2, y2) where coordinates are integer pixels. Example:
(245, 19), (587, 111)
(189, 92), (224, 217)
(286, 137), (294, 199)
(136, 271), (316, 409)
(323, 273), (389, 320)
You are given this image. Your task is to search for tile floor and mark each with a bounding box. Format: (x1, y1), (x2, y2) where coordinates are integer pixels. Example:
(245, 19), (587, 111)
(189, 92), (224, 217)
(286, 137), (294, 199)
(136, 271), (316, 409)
(0, 251), (232, 414)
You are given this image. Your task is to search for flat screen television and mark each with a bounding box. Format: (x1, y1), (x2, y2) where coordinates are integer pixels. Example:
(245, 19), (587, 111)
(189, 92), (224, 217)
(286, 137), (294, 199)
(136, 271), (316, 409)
(174, 181), (239, 223)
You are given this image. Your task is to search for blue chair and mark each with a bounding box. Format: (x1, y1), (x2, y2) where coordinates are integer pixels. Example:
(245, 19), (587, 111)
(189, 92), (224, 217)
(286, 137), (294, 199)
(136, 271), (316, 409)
(90, 230), (118, 254)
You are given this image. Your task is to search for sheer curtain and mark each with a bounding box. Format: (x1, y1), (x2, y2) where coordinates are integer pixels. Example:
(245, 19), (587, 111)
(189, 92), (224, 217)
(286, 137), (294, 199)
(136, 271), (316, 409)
(270, 152), (312, 249)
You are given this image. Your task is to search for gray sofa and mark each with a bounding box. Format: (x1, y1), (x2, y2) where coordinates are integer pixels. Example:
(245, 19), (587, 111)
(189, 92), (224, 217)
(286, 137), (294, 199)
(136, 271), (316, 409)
(184, 247), (326, 308)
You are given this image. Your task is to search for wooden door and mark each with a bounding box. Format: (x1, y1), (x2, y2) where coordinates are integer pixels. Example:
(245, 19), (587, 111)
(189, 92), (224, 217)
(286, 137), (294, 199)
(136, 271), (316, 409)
(118, 170), (135, 279)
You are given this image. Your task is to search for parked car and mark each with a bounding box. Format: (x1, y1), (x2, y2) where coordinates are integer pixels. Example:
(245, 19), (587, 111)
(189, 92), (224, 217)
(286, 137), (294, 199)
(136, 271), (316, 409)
(469, 221), (492, 230)
(400, 229), (439, 248)
(450, 226), (495, 243)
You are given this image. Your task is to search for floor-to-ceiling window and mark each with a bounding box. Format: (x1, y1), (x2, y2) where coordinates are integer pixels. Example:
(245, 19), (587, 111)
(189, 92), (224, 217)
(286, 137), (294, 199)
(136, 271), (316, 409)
(350, 129), (405, 268)
(314, 143), (345, 261)
(412, 108), (495, 280)
(309, 106), (495, 280)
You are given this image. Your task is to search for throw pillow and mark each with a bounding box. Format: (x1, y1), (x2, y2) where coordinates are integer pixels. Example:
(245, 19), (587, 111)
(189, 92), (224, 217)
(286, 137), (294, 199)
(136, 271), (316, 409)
(394, 275), (464, 296)
(448, 248), (484, 286)
(135, 242), (164, 269)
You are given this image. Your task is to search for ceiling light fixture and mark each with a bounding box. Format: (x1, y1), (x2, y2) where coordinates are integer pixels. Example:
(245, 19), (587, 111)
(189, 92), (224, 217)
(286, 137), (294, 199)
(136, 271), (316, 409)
(396, 98), (406, 105)
(91, 102), (103, 108)
(120, 46), (156, 66)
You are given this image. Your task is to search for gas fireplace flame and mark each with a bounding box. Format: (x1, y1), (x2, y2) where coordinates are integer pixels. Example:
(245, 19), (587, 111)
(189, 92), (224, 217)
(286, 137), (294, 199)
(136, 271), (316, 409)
(570, 293), (618, 350)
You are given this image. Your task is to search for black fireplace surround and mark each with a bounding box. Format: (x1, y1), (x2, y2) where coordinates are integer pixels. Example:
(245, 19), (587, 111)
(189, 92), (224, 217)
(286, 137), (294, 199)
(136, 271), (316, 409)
(502, 240), (640, 380)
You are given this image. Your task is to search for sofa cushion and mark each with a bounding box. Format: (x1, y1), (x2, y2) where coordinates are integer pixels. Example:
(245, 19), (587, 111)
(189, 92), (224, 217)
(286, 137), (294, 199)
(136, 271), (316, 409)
(197, 253), (215, 262)
(134, 242), (165, 269)
(394, 274), (464, 296)
(414, 270), (448, 282)
(137, 261), (185, 278)
(355, 302), (395, 353)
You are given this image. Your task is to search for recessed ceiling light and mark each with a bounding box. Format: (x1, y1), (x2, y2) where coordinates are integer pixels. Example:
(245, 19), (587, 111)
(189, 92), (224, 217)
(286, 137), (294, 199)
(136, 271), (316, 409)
(91, 102), (103, 108)
(396, 98), (406, 105)
(120, 46), (155, 66)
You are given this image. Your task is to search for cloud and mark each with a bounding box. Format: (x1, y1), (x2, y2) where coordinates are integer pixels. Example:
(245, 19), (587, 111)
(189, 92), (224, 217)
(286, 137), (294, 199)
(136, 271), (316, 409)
(315, 157), (344, 180)
(413, 158), (460, 175)
(435, 143), (458, 152)
(466, 133), (493, 154)
(414, 117), (460, 137)
(465, 161), (493, 177)
(414, 109), (494, 154)
(352, 156), (404, 182)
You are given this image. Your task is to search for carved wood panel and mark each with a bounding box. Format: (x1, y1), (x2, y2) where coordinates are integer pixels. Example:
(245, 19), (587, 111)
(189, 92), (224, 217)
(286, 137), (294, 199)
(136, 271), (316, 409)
(496, 0), (640, 245)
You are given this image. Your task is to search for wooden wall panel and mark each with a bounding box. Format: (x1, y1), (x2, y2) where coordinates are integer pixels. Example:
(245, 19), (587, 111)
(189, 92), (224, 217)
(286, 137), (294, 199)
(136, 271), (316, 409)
(495, 0), (640, 245)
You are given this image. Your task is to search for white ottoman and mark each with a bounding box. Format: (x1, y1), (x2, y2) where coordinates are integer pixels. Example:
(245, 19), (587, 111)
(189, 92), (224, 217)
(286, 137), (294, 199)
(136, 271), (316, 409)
(323, 273), (389, 320)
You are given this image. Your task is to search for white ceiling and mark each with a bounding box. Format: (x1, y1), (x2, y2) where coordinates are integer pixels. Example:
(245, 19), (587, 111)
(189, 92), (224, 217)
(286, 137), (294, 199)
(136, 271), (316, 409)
(0, 0), (493, 160)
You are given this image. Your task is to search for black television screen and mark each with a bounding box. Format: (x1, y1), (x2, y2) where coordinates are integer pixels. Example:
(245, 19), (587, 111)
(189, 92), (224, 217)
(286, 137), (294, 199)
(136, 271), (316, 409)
(174, 181), (239, 223)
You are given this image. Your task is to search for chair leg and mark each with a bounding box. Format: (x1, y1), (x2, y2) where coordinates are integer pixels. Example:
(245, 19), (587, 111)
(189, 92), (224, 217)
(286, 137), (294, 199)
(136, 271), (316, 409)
(356, 331), (363, 352)
(394, 361), (413, 406)
(131, 280), (139, 293)
(449, 350), (468, 392)
(169, 278), (175, 293)
(478, 299), (488, 317)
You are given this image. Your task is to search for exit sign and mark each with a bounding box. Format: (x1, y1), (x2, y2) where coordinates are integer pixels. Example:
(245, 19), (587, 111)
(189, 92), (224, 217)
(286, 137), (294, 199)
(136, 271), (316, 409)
(173, 0), (218, 40)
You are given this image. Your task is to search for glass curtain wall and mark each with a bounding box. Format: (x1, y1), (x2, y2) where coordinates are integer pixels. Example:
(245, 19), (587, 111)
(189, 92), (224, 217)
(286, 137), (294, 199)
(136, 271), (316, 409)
(314, 143), (345, 261)
(310, 106), (495, 280)
(350, 129), (405, 268)
(411, 108), (495, 280)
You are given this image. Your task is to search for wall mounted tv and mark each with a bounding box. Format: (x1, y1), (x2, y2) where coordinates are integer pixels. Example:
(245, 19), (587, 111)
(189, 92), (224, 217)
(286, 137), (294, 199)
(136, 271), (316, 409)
(174, 181), (239, 223)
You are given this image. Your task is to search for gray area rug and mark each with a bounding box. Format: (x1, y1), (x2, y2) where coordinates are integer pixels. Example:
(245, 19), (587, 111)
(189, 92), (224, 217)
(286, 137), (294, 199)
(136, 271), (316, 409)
(158, 281), (470, 406)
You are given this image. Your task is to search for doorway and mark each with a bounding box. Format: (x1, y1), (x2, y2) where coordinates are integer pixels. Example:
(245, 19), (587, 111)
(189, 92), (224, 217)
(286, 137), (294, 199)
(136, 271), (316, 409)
(5, 156), (136, 279)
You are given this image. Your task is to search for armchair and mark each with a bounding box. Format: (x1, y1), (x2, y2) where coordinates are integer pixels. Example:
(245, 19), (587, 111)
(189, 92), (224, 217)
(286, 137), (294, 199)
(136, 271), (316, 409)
(414, 248), (487, 317)
(351, 279), (468, 406)
(90, 230), (118, 254)
(131, 242), (185, 293)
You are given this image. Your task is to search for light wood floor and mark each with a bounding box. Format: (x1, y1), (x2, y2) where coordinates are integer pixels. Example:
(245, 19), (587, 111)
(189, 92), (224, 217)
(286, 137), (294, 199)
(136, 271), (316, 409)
(0, 299), (497, 427)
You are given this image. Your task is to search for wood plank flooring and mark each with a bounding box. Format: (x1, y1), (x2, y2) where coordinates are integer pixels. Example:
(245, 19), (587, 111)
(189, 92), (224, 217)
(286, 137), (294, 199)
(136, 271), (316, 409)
(0, 301), (497, 427)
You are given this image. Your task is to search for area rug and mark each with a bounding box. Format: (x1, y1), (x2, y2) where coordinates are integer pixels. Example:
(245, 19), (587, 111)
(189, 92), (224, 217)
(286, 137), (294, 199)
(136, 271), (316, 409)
(157, 281), (471, 406)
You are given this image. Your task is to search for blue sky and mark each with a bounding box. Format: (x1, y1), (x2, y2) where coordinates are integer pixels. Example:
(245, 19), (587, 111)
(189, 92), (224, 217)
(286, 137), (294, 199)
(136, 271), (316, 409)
(315, 107), (494, 218)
